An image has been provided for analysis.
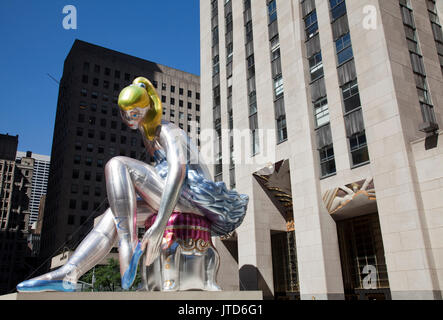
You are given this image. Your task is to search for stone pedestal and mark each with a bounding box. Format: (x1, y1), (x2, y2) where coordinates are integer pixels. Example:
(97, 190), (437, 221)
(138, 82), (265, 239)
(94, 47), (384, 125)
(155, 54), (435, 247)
(0, 290), (263, 300)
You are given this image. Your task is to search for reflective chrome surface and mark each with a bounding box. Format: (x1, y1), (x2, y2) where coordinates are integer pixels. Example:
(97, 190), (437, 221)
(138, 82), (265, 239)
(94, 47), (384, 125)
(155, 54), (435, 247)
(17, 77), (248, 292)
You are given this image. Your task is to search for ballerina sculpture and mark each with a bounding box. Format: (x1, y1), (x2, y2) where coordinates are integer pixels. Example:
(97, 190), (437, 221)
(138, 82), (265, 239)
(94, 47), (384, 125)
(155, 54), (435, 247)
(17, 77), (248, 292)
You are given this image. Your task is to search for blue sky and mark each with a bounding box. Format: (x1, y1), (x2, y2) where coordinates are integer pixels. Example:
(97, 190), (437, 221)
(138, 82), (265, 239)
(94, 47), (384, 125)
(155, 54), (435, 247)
(0, 0), (200, 156)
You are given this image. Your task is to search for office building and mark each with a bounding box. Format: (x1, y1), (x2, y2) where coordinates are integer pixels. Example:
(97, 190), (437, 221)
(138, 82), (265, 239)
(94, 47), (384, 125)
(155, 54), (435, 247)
(16, 152), (50, 226)
(200, 0), (443, 299)
(0, 137), (34, 294)
(40, 40), (201, 267)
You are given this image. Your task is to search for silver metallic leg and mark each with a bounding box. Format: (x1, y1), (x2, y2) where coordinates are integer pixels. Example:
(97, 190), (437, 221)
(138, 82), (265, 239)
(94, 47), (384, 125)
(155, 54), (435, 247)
(105, 157), (139, 276)
(204, 247), (222, 291)
(24, 209), (117, 283)
(105, 156), (199, 276)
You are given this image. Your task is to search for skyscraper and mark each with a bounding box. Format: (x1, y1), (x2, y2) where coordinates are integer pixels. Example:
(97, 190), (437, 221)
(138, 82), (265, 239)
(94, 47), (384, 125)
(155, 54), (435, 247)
(16, 152), (50, 226)
(40, 40), (201, 269)
(200, 0), (443, 300)
(0, 137), (34, 294)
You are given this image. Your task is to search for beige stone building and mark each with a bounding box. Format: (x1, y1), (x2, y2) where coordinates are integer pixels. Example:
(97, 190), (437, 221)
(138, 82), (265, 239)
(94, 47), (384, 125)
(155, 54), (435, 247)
(200, 0), (443, 300)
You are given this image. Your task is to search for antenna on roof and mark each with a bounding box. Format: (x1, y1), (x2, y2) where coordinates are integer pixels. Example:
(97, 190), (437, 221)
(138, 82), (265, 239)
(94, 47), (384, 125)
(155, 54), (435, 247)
(46, 73), (60, 85)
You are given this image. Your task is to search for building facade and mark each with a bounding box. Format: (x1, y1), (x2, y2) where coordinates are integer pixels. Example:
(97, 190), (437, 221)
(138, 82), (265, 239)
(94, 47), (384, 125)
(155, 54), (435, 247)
(201, 0), (443, 299)
(16, 152), (50, 258)
(16, 152), (50, 227)
(40, 40), (201, 268)
(0, 137), (34, 294)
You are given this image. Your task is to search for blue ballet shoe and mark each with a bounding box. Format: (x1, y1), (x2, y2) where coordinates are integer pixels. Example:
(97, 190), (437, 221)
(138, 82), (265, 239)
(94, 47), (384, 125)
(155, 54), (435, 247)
(121, 242), (143, 290)
(16, 279), (76, 292)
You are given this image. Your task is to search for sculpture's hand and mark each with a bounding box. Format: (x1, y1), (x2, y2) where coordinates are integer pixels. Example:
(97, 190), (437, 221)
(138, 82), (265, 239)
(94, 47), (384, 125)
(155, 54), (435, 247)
(141, 226), (163, 266)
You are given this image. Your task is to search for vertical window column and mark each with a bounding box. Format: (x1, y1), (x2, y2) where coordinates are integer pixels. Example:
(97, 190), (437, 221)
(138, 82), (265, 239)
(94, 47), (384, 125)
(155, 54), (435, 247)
(225, 0), (235, 189)
(399, 0), (439, 133)
(244, 0), (260, 157)
(267, 0), (287, 144)
(426, 0), (443, 75)
(211, 0), (223, 182)
(329, 0), (370, 167)
(301, 0), (336, 178)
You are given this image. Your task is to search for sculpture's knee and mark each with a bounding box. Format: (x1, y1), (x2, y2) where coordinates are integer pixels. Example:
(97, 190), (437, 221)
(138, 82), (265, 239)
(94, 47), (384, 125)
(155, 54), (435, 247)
(105, 156), (127, 174)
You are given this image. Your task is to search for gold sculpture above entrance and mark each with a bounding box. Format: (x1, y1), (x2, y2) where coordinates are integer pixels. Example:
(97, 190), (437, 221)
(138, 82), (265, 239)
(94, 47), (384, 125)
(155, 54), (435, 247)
(253, 159), (294, 231)
(322, 177), (376, 221)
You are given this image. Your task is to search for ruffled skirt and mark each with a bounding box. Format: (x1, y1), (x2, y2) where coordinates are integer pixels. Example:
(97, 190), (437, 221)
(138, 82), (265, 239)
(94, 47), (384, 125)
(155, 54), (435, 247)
(154, 160), (249, 236)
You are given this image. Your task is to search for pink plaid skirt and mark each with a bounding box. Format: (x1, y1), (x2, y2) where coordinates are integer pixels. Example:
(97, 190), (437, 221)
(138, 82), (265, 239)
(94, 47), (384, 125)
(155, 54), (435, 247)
(144, 212), (212, 246)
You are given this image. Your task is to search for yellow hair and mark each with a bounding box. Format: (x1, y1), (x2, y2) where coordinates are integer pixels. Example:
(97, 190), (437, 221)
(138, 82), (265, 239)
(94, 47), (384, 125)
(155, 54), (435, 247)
(118, 77), (163, 141)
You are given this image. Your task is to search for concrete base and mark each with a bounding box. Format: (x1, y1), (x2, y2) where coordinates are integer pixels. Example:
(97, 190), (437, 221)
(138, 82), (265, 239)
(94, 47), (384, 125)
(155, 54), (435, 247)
(300, 293), (345, 300)
(391, 290), (442, 300)
(0, 290), (263, 300)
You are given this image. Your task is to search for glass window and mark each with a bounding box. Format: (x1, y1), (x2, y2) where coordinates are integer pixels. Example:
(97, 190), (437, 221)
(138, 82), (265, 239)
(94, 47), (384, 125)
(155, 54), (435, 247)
(314, 97), (330, 127)
(319, 145), (336, 177)
(329, 0), (347, 21)
(276, 116), (287, 143)
(309, 52), (324, 81)
(251, 129), (260, 155)
(213, 55), (220, 74)
(68, 215), (75, 225)
(249, 92), (257, 115)
(268, 0), (277, 23)
(270, 36), (281, 61)
(304, 11), (318, 39)
(70, 184), (78, 194)
(245, 21), (253, 43)
(341, 79), (361, 113)
(349, 132), (369, 166)
(274, 75), (284, 98)
(335, 33), (354, 65)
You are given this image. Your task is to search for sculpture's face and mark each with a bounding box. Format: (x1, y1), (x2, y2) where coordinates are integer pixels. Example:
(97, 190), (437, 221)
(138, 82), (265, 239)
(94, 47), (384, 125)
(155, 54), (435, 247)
(118, 83), (151, 130)
(120, 107), (149, 130)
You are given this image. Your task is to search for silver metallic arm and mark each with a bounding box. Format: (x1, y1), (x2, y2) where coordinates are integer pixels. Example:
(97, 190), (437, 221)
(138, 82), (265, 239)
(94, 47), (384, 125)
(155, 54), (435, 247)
(142, 124), (187, 265)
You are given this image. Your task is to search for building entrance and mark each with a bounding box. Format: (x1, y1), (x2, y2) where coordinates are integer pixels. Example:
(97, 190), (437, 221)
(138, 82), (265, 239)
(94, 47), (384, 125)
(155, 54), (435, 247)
(253, 160), (300, 299)
(271, 230), (299, 300)
(336, 213), (391, 300)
